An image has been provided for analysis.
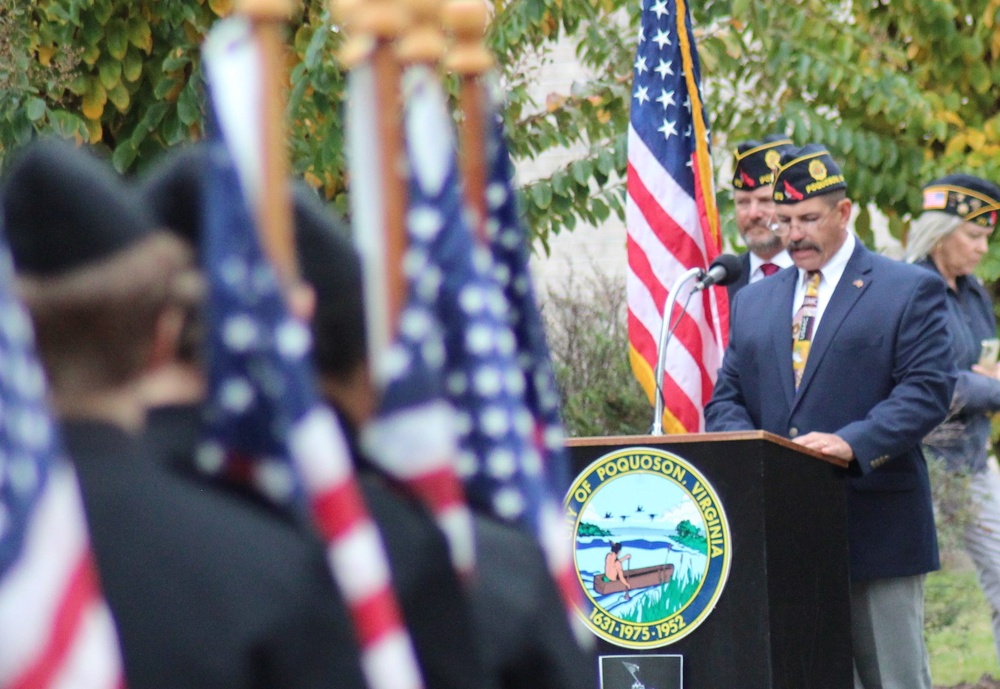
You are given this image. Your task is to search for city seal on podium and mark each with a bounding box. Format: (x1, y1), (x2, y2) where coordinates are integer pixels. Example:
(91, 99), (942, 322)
(564, 447), (732, 649)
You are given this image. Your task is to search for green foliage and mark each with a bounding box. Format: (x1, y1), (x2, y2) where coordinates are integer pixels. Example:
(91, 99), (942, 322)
(578, 521), (613, 537)
(0, 0), (630, 249)
(675, 518), (699, 540)
(543, 265), (652, 437)
(926, 569), (1000, 685)
(3, 0), (999, 263)
(617, 569), (701, 623)
(673, 519), (707, 553)
(687, 0), (1000, 268)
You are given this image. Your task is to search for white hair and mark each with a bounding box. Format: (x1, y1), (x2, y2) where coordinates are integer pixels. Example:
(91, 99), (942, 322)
(905, 211), (963, 263)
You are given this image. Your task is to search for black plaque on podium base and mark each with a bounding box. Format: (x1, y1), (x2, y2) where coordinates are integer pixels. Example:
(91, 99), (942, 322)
(567, 431), (853, 689)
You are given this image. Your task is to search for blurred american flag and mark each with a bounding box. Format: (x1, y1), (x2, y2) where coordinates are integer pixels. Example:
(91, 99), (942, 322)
(0, 242), (125, 689)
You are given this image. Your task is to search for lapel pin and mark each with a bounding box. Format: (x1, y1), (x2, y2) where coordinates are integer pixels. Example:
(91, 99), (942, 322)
(853, 279), (864, 288)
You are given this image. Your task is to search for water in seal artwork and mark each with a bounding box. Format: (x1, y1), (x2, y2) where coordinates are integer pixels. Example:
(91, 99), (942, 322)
(564, 447), (732, 649)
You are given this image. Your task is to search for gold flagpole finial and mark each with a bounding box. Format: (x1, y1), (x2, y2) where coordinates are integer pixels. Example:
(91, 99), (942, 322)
(397, 0), (446, 66)
(330, 0), (374, 68)
(234, 0), (295, 20)
(442, 0), (493, 75)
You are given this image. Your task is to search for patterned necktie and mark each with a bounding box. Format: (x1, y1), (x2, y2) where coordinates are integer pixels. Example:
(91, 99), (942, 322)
(792, 270), (821, 389)
(760, 262), (779, 277)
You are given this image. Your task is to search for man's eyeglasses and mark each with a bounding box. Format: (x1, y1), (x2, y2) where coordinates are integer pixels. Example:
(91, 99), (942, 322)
(770, 205), (837, 237)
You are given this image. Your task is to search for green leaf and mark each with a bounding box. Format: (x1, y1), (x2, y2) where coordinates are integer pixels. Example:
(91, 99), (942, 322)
(106, 19), (129, 60)
(552, 170), (570, 196)
(107, 83), (130, 112)
(25, 97), (47, 122)
(530, 182), (553, 210)
(111, 141), (138, 172)
(49, 110), (86, 139)
(98, 58), (122, 90)
(154, 74), (181, 100)
(596, 148), (614, 176)
(162, 52), (191, 72)
(571, 159), (590, 186)
(123, 48), (143, 83)
(127, 17), (153, 53)
(591, 197), (610, 222)
(176, 85), (201, 126)
(92, 0), (114, 25)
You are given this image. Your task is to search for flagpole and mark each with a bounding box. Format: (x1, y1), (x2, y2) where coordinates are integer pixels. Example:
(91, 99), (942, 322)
(443, 0), (493, 243)
(357, 0), (409, 336)
(234, 0), (297, 285)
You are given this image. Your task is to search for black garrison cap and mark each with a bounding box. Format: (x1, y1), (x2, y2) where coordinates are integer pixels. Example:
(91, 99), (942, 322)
(1, 139), (156, 275)
(292, 185), (367, 377)
(922, 174), (1000, 228)
(139, 145), (205, 249)
(772, 143), (847, 204)
(732, 134), (793, 190)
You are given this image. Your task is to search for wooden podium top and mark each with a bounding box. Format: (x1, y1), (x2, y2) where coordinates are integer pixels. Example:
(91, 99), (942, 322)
(565, 430), (849, 468)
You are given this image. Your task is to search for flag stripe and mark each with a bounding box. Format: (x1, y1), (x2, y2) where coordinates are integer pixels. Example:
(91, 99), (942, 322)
(352, 592), (408, 646)
(626, 240), (714, 415)
(9, 554), (100, 689)
(626, 228), (717, 409)
(405, 474), (468, 511)
(628, 344), (688, 433)
(0, 457), (123, 689)
(311, 482), (369, 541)
(51, 606), (124, 689)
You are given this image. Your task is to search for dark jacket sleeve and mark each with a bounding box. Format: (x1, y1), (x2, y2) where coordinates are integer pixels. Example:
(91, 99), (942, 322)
(837, 271), (956, 471)
(951, 369), (1000, 416)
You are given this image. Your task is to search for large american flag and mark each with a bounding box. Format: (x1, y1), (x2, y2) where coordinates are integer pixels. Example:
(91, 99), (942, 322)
(198, 17), (423, 689)
(626, 0), (727, 433)
(0, 245), (125, 688)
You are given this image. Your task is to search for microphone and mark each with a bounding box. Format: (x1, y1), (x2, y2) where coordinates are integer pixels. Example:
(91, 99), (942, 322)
(694, 254), (743, 291)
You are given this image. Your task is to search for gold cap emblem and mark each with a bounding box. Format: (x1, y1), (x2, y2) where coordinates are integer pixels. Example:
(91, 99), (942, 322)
(808, 159), (828, 181)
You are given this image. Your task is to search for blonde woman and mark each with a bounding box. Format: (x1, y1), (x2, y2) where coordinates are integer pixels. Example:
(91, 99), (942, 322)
(907, 173), (1000, 663)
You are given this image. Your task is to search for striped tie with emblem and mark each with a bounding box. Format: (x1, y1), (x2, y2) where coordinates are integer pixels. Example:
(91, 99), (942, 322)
(792, 270), (821, 389)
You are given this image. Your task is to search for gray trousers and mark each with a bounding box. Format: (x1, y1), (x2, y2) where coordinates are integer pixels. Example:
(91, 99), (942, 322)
(850, 575), (932, 689)
(960, 467), (1000, 664)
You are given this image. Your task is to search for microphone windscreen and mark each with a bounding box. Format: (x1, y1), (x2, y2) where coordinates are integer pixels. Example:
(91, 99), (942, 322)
(709, 253), (743, 287)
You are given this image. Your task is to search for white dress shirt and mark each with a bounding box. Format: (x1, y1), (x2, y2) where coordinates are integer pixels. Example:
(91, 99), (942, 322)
(791, 232), (856, 336)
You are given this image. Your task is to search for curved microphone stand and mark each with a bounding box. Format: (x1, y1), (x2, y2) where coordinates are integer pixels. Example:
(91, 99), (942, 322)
(650, 266), (703, 435)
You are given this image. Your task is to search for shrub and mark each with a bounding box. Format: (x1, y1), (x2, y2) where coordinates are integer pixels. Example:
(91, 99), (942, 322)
(542, 265), (651, 438)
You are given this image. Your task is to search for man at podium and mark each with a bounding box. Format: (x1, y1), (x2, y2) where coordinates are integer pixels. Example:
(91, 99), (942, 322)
(705, 144), (956, 689)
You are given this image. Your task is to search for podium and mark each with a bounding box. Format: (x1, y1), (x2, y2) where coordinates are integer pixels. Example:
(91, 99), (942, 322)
(566, 431), (852, 689)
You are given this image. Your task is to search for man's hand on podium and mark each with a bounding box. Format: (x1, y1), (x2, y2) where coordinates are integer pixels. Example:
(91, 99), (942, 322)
(793, 431), (854, 462)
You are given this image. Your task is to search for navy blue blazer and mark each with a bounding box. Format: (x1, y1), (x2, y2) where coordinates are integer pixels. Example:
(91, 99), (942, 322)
(705, 242), (956, 581)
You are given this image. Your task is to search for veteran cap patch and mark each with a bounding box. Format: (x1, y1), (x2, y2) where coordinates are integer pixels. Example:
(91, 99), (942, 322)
(732, 134), (794, 190)
(772, 143), (847, 204)
(922, 174), (1000, 228)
